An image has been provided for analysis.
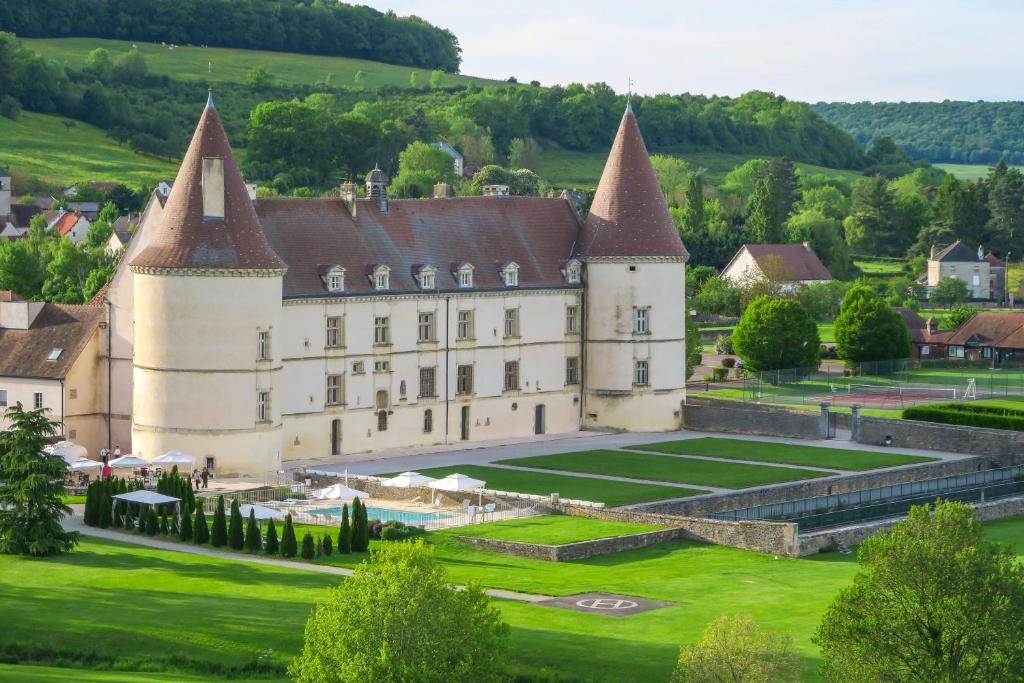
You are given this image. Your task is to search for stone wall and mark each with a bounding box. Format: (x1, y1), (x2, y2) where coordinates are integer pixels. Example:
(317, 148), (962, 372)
(855, 415), (1024, 459)
(455, 527), (690, 562)
(681, 398), (825, 440)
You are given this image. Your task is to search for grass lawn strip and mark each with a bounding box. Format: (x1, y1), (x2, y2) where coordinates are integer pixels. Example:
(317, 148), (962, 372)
(454, 515), (664, 545)
(495, 450), (826, 488)
(630, 437), (937, 471)
(376, 464), (700, 506)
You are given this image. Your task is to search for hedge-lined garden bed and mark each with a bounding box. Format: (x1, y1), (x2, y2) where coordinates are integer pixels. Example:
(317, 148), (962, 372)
(902, 402), (1024, 431)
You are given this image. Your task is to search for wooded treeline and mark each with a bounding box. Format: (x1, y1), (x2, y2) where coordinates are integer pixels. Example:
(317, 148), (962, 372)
(813, 100), (1024, 165)
(0, 0), (462, 71)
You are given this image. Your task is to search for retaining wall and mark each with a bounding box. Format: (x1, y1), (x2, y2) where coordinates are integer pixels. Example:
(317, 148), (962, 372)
(855, 415), (1024, 459)
(681, 399), (825, 440)
(455, 527), (690, 562)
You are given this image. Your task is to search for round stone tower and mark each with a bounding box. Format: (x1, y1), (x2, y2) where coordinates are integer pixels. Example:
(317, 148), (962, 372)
(129, 95), (287, 475)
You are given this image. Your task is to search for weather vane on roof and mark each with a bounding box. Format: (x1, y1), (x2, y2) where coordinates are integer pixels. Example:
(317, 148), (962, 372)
(627, 76), (633, 103)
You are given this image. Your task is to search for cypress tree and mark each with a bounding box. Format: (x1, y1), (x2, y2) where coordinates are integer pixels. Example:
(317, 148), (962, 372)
(179, 508), (193, 541)
(83, 481), (96, 526)
(159, 514), (169, 535)
(170, 514), (179, 536)
(194, 505), (210, 544)
(99, 493), (113, 529)
(301, 531), (315, 560)
(228, 498), (245, 550)
(322, 533), (333, 556)
(281, 514), (297, 557)
(316, 536), (324, 557)
(337, 503), (352, 554)
(350, 498), (364, 552)
(145, 508), (159, 536)
(210, 496), (228, 547)
(265, 518), (279, 554)
(245, 509), (262, 552)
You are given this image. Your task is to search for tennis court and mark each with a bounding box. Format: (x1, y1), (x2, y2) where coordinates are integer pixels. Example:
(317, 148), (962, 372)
(807, 380), (979, 409)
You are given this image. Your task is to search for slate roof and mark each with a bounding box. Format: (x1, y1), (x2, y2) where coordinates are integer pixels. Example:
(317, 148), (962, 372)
(576, 104), (688, 259)
(0, 166), (9, 178)
(728, 244), (833, 281)
(943, 312), (1024, 348)
(932, 240), (982, 263)
(0, 303), (104, 380)
(10, 204), (41, 228)
(257, 196), (582, 297)
(131, 99), (285, 271)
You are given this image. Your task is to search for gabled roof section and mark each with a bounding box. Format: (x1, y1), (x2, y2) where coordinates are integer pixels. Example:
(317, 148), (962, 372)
(943, 312), (1024, 347)
(130, 98), (285, 272)
(932, 240), (982, 263)
(53, 211), (85, 237)
(0, 304), (104, 380)
(732, 244), (833, 281)
(576, 106), (687, 260)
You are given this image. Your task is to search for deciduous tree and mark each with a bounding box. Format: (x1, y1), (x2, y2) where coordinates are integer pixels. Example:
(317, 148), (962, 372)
(833, 285), (911, 364)
(731, 296), (820, 371)
(673, 614), (802, 683)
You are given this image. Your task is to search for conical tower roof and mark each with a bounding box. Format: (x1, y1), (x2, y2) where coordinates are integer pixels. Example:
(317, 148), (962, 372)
(576, 104), (688, 259)
(131, 97), (285, 272)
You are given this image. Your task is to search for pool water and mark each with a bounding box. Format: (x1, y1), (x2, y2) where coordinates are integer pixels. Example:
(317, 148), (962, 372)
(307, 506), (449, 525)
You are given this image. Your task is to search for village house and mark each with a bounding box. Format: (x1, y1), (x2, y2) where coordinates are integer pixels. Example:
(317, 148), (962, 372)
(720, 243), (833, 292)
(926, 240), (999, 301)
(86, 96), (689, 475)
(0, 291), (108, 455)
(51, 210), (91, 244)
(105, 215), (135, 254)
(429, 141), (464, 177)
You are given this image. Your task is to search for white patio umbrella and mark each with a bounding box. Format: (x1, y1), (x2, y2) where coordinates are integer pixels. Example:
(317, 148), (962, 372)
(151, 450), (196, 467)
(69, 458), (103, 471)
(108, 455), (150, 469)
(381, 471), (437, 488)
(238, 503), (285, 521)
(44, 441), (88, 465)
(313, 483), (365, 500)
(428, 473), (486, 491)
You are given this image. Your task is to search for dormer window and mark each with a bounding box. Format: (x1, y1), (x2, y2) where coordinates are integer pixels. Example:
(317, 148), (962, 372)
(457, 263), (474, 288)
(323, 266), (345, 293)
(501, 262), (520, 287)
(201, 157), (225, 220)
(564, 259), (581, 284)
(372, 265), (390, 291)
(416, 265), (437, 291)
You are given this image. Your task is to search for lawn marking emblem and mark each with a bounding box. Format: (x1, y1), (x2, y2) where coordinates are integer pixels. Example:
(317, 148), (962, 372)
(575, 598), (638, 610)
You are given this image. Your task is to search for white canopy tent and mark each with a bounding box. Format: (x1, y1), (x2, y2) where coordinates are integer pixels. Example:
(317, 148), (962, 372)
(108, 455), (150, 469)
(44, 441), (88, 465)
(428, 473), (486, 492)
(313, 483), (365, 501)
(69, 458), (103, 471)
(151, 451), (196, 467)
(111, 490), (181, 519)
(381, 471), (437, 488)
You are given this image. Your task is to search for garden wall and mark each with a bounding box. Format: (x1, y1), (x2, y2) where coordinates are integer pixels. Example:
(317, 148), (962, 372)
(854, 415), (1024, 460)
(681, 398), (826, 440)
(456, 527), (690, 562)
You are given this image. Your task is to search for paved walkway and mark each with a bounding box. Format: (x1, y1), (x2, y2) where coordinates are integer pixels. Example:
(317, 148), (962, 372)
(62, 508), (551, 604)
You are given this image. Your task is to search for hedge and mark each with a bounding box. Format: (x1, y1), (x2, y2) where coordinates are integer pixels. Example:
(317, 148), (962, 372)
(903, 403), (1024, 431)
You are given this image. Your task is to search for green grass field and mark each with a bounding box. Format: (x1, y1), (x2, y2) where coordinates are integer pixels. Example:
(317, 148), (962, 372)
(853, 258), (906, 275)
(496, 449), (827, 488)
(0, 664), (261, 682)
(818, 322), (835, 344)
(379, 464), (699, 506)
(455, 515), (663, 544)
(23, 37), (499, 90)
(0, 111), (177, 187)
(933, 162), (1023, 181)
(632, 437), (936, 471)
(4, 516), (1023, 682)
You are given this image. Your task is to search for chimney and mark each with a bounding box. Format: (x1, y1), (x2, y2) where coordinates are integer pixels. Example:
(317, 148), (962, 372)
(340, 181), (357, 218)
(978, 244), (984, 260)
(926, 316), (938, 334)
(245, 182), (258, 200)
(802, 241), (812, 252)
(433, 182), (451, 199)
(930, 244), (936, 259)
(483, 184), (510, 198)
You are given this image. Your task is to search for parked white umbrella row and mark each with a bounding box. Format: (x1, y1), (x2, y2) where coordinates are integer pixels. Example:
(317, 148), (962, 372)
(151, 450), (195, 467)
(381, 471), (436, 488)
(428, 473), (486, 492)
(312, 483), (365, 500)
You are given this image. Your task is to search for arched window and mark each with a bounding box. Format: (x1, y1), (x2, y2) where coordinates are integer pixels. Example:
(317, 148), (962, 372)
(377, 410), (388, 432)
(399, 380), (407, 398)
(375, 390), (388, 409)
(423, 409), (433, 433)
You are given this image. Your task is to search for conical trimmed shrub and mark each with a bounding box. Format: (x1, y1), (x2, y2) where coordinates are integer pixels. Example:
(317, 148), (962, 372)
(179, 509), (193, 541)
(264, 518), (280, 557)
(145, 508), (159, 536)
(98, 488), (113, 529)
(228, 498), (245, 550)
(210, 496), (228, 547)
(322, 533), (333, 556)
(280, 514), (297, 558)
(337, 503), (351, 554)
(159, 514), (169, 535)
(83, 481), (98, 526)
(245, 509), (262, 552)
(351, 498), (370, 552)
(301, 531), (315, 560)
(194, 504), (210, 544)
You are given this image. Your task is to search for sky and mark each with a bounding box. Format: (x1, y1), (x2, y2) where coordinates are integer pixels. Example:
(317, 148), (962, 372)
(378, 0), (1021, 102)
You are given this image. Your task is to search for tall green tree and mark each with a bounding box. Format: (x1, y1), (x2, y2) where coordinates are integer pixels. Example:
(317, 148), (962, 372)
(228, 498), (244, 550)
(844, 175), (903, 256)
(673, 614), (802, 683)
(683, 173), (706, 232)
(0, 403), (79, 556)
(685, 316), (702, 381)
(987, 161), (1024, 252)
(210, 496), (227, 548)
(193, 505), (209, 545)
(931, 276), (970, 306)
(815, 501), (1024, 683)
(265, 518), (279, 554)
(833, 285), (911, 364)
(337, 503), (352, 554)
(289, 541), (509, 683)
(731, 296), (820, 371)
(245, 509), (261, 552)
(746, 175), (785, 243)
(281, 513), (298, 557)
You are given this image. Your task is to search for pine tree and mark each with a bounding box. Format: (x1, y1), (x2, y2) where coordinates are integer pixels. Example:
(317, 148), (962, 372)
(280, 514), (297, 557)
(337, 503), (352, 554)
(301, 531), (315, 560)
(746, 174), (784, 243)
(194, 505), (209, 544)
(179, 508), (193, 542)
(683, 173), (706, 233)
(245, 509), (262, 552)
(228, 498), (245, 550)
(322, 533), (333, 556)
(210, 496), (228, 547)
(265, 518), (280, 554)
(145, 508), (159, 536)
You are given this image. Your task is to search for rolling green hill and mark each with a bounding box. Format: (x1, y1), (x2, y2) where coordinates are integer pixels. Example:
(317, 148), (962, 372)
(23, 37), (501, 90)
(0, 110), (177, 188)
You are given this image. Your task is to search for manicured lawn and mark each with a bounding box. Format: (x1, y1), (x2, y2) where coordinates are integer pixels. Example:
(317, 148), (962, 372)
(496, 450), (827, 488)
(631, 437), (936, 471)
(24, 37), (499, 90)
(378, 464), (699, 506)
(0, 111), (177, 188)
(853, 258), (906, 275)
(455, 515), (663, 545)
(817, 322), (835, 344)
(0, 664), (269, 682)
(973, 396), (1024, 410)
(60, 495), (87, 505)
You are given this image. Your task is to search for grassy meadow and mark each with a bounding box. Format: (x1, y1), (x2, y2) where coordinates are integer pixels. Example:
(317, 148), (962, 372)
(454, 515), (664, 544)
(932, 162), (1023, 180)
(23, 37), (500, 90)
(0, 111), (176, 188)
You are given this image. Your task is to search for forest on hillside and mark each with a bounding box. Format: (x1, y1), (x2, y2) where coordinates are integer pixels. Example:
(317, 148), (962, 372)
(0, 0), (462, 71)
(812, 100), (1024, 165)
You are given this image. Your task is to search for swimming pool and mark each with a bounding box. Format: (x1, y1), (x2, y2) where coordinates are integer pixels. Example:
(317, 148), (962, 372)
(307, 506), (450, 525)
